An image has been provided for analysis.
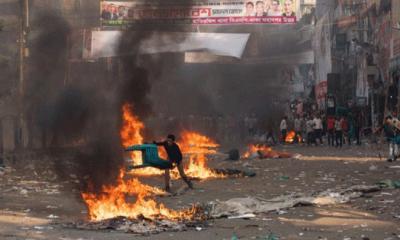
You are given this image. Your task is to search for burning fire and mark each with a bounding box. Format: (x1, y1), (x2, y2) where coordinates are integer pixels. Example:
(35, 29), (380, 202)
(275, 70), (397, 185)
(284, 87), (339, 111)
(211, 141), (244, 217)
(285, 130), (302, 143)
(242, 144), (272, 158)
(121, 104), (144, 161)
(242, 144), (293, 159)
(120, 104), (223, 179)
(82, 104), (196, 221)
(81, 170), (196, 221)
(120, 104), (164, 176)
(176, 131), (224, 179)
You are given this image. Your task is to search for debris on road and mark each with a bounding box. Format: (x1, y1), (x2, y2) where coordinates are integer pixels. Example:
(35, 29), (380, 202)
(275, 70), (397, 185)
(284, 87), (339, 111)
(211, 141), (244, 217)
(213, 168), (256, 178)
(68, 216), (205, 235)
(206, 185), (381, 218)
(377, 180), (400, 189)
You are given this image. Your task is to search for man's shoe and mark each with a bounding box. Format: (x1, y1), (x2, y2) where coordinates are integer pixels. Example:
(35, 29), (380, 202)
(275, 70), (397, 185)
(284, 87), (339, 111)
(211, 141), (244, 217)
(387, 158), (394, 162)
(187, 181), (194, 189)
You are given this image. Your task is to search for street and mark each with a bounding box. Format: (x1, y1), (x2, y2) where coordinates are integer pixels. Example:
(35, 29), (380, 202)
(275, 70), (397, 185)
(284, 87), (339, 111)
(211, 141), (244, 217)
(2, 0), (400, 239)
(1, 144), (399, 240)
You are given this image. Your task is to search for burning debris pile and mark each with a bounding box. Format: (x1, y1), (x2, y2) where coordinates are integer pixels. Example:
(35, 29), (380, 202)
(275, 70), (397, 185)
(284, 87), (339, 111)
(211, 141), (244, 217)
(79, 104), (259, 234)
(78, 105), (213, 234)
(77, 193), (207, 235)
(71, 216), (202, 235)
(242, 144), (293, 159)
(82, 171), (175, 221)
(82, 105), (199, 221)
(285, 130), (302, 143)
(75, 183), (383, 234)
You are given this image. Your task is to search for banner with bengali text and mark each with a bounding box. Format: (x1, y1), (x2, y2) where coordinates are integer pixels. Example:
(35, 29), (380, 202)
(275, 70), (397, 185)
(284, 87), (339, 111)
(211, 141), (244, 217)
(100, 0), (298, 26)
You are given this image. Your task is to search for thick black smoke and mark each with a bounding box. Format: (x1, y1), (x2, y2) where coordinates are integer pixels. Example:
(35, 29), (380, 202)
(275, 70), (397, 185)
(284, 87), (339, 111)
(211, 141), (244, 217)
(26, 12), (123, 193)
(145, 24), (304, 145)
(25, 3), (196, 193)
(116, 6), (196, 128)
(25, 3), (304, 191)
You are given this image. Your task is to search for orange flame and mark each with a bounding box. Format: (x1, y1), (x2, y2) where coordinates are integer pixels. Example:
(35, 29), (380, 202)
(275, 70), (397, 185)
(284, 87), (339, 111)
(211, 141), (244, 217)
(81, 170), (195, 221)
(285, 130), (302, 143)
(121, 104), (165, 176)
(119, 105), (223, 179)
(242, 144), (293, 159)
(176, 131), (224, 179)
(242, 144), (272, 158)
(121, 104), (144, 161)
(81, 104), (195, 221)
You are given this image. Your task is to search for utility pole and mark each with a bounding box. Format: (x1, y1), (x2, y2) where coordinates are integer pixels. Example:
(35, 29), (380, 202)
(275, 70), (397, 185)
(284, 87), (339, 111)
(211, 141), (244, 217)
(18, 0), (29, 150)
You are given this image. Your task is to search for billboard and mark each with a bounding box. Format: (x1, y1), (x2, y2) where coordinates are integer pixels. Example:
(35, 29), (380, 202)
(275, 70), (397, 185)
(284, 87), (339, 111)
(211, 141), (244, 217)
(100, 0), (298, 26)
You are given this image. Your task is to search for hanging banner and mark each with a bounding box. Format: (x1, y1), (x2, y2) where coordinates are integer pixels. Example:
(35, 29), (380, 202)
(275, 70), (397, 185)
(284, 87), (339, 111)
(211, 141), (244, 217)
(85, 31), (250, 59)
(314, 13), (332, 108)
(100, 0), (298, 26)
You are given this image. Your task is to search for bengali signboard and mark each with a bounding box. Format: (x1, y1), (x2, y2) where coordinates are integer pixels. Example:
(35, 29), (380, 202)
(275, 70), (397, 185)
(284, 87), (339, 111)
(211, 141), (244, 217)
(100, 0), (298, 26)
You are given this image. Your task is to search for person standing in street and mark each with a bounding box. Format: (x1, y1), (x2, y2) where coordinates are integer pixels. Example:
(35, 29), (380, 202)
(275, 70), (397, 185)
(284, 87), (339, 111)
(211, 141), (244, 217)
(335, 116), (343, 148)
(377, 116), (399, 162)
(354, 113), (362, 145)
(341, 116), (350, 145)
(326, 116), (335, 146)
(313, 115), (323, 145)
(306, 116), (315, 146)
(280, 116), (288, 144)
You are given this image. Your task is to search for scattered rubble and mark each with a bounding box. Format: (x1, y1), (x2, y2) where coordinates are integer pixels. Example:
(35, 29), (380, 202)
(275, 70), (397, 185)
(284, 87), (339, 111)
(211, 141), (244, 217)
(68, 215), (207, 235)
(205, 185), (381, 219)
(213, 168), (256, 178)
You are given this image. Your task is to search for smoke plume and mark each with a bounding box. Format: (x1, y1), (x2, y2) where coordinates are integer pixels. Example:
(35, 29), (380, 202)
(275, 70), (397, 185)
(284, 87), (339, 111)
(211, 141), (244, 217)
(25, 2), (196, 192)
(25, 2), (305, 190)
(26, 12), (123, 192)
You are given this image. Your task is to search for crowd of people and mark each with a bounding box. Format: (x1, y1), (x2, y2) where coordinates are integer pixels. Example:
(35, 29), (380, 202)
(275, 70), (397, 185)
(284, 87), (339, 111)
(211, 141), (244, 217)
(279, 113), (362, 147)
(143, 111), (368, 148)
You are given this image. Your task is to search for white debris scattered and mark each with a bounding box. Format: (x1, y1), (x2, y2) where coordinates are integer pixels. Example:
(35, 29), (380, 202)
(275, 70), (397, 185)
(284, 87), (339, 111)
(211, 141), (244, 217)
(46, 205), (58, 209)
(20, 189), (28, 195)
(228, 213), (256, 219)
(388, 165), (400, 169)
(207, 185), (380, 218)
(369, 165), (378, 171)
